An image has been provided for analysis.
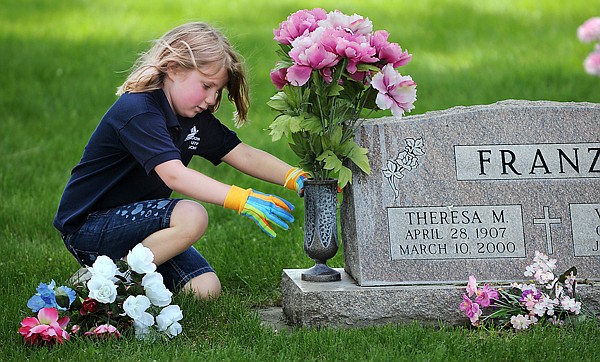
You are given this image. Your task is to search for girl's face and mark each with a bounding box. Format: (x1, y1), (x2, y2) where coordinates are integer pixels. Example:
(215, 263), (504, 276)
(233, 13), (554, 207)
(164, 64), (229, 118)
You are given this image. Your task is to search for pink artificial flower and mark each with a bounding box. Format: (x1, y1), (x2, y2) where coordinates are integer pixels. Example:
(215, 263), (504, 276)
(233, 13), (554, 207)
(18, 307), (70, 346)
(371, 30), (412, 68)
(320, 28), (377, 74)
(577, 17), (600, 43)
(274, 8), (328, 45)
(520, 289), (542, 311)
(460, 294), (482, 325)
(560, 296), (582, 314)
(84, 324), (121, 339)
(287, 28), (339, 86)
(371, 64), (417, 117)
(270, 68), (289, 89)
(319, 10), (373, 36)
(475, 284), (499, 308)
(466, 276), (477, 297)
(584, 49), (600, 76)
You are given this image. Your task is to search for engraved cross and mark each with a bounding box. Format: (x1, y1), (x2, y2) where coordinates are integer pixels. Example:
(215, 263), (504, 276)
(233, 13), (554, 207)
(533, 206), (562, 254)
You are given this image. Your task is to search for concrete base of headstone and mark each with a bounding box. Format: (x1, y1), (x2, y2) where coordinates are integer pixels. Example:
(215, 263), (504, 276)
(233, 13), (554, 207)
(281, 268), (600, 328)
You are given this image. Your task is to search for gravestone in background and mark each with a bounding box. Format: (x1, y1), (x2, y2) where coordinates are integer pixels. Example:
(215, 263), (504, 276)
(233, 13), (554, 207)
(282, 100), (600, 327)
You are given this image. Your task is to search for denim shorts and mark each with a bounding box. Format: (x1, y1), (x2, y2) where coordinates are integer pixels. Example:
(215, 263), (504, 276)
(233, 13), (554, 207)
(61, 198), (214, 292)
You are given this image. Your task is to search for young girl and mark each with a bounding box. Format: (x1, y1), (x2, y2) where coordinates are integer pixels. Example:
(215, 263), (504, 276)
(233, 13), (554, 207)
(54, 22), (309, 300)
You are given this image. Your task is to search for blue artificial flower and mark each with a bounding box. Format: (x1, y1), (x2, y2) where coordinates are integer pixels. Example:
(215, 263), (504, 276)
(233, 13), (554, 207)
(27, 281), (58, 313)
(26, 280), (78, 313)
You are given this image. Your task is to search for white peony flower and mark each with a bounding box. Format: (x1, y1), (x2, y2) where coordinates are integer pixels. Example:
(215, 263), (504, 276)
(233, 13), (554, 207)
(156, 305), (183, 338)
(87, 275), (118, 304)
(127, 244), (156, 274)
(142, 272), (172, 307)
(123, 295), (154, 327)
(90, 255), (119, 282)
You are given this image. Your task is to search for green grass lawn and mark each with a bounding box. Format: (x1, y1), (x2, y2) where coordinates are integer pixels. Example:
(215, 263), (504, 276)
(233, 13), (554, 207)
(2, 0), (600, 361)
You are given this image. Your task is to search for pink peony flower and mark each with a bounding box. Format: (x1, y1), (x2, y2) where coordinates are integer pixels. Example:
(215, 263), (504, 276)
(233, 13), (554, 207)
(371, 64), (417, 117)
(319, 28), (377, 74)
(578, 17), (600, 43)
(584, 49), (600, 76)
(84, 324), (121, 338)
(371, 30), (412, 68)
(270, 68), (289, 89)
(274, 8), (328, 45)
(460, 294), (482, 325)
(18, 307), (70, 346)
(287, 28), (339, 86)
(318, 10), (373, 36)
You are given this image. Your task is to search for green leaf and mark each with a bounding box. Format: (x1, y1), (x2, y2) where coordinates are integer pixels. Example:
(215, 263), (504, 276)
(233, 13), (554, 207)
(267, 92), (291, 112)
(356, 63), (381, 73)
(325, 83), (344, 97)
(348, 145), (371, 174)
(317, 150), (343, 172)
(300, 114), (323, 134)
(337, 166), (353, 189)
(268, 114), (301, 141)
(310, 133), (323, 155)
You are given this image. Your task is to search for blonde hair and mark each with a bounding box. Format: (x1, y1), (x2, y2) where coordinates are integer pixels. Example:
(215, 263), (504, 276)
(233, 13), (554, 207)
(117, 22), (249, 126)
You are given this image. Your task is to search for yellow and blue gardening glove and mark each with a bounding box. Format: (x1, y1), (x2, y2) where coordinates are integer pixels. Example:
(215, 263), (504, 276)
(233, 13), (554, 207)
(223, 185), (294, 238)
(284, 167), (311, 197)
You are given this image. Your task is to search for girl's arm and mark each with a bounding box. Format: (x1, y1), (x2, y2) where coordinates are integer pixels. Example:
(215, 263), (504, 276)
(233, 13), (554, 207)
(154, 157), (295, 238)
(154, 159), (231, 205)
(221, 143), (291, 186)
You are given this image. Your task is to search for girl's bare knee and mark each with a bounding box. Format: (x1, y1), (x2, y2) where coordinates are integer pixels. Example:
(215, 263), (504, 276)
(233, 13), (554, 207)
(183, 272), (221, 300)
(170, 200), (208, 243)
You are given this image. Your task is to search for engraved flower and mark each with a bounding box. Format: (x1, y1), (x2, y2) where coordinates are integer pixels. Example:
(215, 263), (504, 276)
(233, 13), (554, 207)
(404, 137), (424, 156)
(397, 150), (418, 170)
(382, 159), (404, 198)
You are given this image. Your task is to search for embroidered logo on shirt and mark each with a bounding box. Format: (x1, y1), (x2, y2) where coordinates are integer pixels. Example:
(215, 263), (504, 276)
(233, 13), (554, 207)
(185, 126), (201, 150)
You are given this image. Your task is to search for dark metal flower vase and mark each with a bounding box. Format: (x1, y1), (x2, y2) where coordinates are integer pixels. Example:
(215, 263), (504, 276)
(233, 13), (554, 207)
(301, 179), (341, 282)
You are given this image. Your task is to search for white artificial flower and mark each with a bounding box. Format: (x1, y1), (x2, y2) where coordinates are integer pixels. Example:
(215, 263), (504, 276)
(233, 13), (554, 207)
(123, 295), (154, 327)
(510, 315), (532, 330)
(142, 272), (172, 307)
(127, 244), (156, 274)
(87, 275), (118, 304)
(90, 255), (119, 282)
(560, 296), (582, 314)
(164, 322), (182, 338)
(156, 305), (184, 338)
(133, 319), (153, 340)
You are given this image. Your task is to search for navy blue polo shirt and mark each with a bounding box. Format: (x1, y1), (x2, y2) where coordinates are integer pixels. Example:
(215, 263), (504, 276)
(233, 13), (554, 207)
(54, 89), (241, 234)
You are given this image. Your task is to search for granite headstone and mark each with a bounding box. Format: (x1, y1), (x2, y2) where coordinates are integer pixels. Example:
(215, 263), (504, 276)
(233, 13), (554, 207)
(341, 100), (600, 286)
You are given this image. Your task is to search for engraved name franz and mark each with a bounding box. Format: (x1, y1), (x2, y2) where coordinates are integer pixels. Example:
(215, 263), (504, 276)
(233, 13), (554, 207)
(455, 143), (600, 180)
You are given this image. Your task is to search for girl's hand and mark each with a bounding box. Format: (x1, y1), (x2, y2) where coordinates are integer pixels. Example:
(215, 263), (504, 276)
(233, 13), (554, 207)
(284, 167), (311, 197)
(223, 186), (294, 238)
